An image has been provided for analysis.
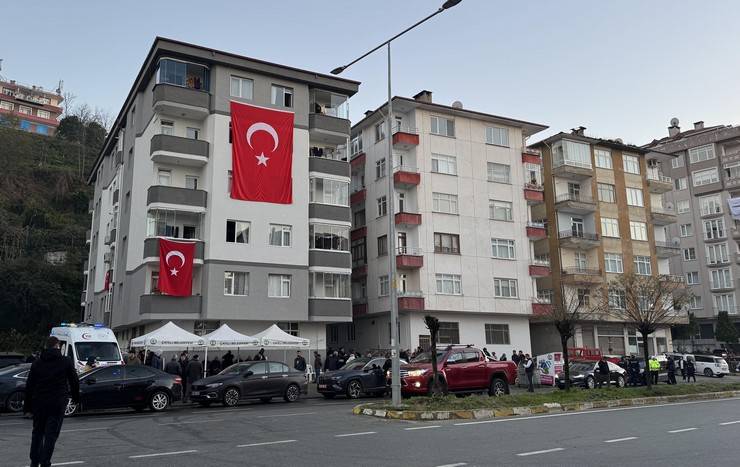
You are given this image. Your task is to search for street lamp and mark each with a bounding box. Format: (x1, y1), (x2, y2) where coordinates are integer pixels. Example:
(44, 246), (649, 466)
(331, 0), (462, 408)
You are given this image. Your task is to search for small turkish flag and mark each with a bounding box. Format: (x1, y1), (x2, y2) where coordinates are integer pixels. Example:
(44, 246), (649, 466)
(158, 238), (195, 297)
(230, 101), (294, 204)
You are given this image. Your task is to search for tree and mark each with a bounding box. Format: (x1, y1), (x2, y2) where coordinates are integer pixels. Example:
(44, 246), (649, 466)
(715, 311), (739, 348)
(598, 273), (692, 389)
(424, 315), (445, 395)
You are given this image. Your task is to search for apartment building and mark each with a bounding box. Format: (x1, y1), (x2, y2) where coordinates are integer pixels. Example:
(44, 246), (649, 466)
(0, 79), (63, 135)
(83, 38), (359, 351)
(340, 90), (547, 354)
(529, 128), (678, 357)
(645, 119), (740, 349)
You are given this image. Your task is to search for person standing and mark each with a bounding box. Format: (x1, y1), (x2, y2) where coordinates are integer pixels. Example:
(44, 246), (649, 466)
(482, 348), (491, 358)
(686, 359), (696, 383)
(222, 350), (234, 369)
(649, 356), (660, 385)
(313, 352), (322, 383)
(518, 351), (526, 365)
(184, 355), (203, 403)
(490, 352), (498, 361)
(679, 356), (686, 382)
(523, 354), (535, 392)
(209, 356), (222, 376)
(254, 348), (266, 361)
(165, 356), (181, 376)
(325, 351), (338, 372)
(511, 350), (520, 366)
(596, 356), (610, 388)
(24, 336), (80, 467)
(666, 356), (676, 385)
(293, 351), (307, 372)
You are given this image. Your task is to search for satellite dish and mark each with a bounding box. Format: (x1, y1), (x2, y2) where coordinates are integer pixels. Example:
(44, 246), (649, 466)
(615, 138), (623, 144)
(451, 101), (463, 109)
(671, 237), (681, 246)
(670, 117), (680, 127)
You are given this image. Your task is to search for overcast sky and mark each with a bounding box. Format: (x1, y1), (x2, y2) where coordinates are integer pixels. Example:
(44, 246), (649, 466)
(4, 0), (740, 144)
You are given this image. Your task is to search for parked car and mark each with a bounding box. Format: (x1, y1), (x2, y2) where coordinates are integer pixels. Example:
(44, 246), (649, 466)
(400, 345), (517, 397)
(0, 364), (30, 413)
(0, 353), (26, 370)
(317, 357), (406, 399)
(190, 361), (306, 407)
(65, 364), (181, 416)
(555, 360), (627, 389)
(692, 355), (730, 377)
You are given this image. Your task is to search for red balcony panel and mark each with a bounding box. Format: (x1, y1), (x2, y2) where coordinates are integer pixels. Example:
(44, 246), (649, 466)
(350, 226), (367, 241)
(396, 254), (424, 269)
(393, 170), (421, 187)
(532, 303), (553, 316)
(398, 296), (424, 312)
(523, 188), (544, 204)
(353, 303), (368, 317)
(526, 225), (547, 239)
(351, 264), (367, 280)
(529, 264), (551, 277)
(350, 152), (366, 168)
(350, 189), (366, 205)
(395, 212), (422, 226)
(392, 131), (419, 147)
(522, 153), (542, 165)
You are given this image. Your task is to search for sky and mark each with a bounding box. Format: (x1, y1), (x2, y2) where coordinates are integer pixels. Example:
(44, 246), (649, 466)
(4, 0), (740, 145)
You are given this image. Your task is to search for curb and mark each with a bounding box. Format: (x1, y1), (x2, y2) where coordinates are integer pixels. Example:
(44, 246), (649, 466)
(352, 390), (740, 421)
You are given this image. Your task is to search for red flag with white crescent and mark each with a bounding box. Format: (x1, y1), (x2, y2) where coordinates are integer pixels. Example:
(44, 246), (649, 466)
(158, 238), (195, 297)
(230, 101), (294, 204)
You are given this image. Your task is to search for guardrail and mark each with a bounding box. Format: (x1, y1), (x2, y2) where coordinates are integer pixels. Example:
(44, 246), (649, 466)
(555, 193), (594, 204)
(562, 267), (601, 275)
(558, 230), (599, 241)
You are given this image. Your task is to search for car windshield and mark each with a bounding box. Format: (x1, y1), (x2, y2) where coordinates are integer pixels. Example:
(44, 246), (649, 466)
(569, 362), (595, 373)
(219, 363), (250, 375)
(410, 351), (446, 364)
(714, 357), (726, 364)
(74, 342), (121, 362)
(340, 358), (371, 371)
(0, 365), (27, 376)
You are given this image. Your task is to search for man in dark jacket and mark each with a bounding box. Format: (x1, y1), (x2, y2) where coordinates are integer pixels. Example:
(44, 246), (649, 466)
(511, 350), (520, 366)
(293, 351), (307, 372)
(24, 336), (80, 467)
(596, 356), (610, 388)
(523, 354), (535, 392)
(184, 355), (203, 402)
(313, 352), (322, 383)
(222, 350), (234, 368)
(254, 348), (266, 361)
(324, 351), (339, 371)
(165, 356), (181, 376)
(666, 357), (677, 385)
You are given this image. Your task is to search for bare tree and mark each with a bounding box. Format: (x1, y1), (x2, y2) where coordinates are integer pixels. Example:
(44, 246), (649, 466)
(62, 91), (76, 117)
(597, 273), (692, 389)
(424, 315), (445, 395)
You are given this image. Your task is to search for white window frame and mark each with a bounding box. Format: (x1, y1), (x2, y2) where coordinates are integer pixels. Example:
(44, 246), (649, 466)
(37, 109), (51, 119)
(489, 199), (513, 221)
(677, 200), (691, 214)
(699, 194), (722, 216)
(675, 177), (688, 190)
(597, 183), (616, 203)
(436, 273), (462, 295)
(601, 218), (620, 238)
(268, 224), (292, 247)
(485, 126), (509, 147)
(623, 155), (640, 174)
(378, 275), (390, 297)
(226, 220), (250, 244)
(487, 162), (511, 183)
(268, 274), (291, 298)
(604, 253), (624, 273)
(626, 187), (644, 207)
(671, 157), (684, 168)
(376, 196), (387, 217)
(692, 167), (719, 187)
(594, 149), (612, 169)
(230, 76), (254, 99)
(706, 243), (729, 265)
(685, 272), (700, 285)
(309, 177), (349, 206)
(710, 268), (733, 290)
(431, 154), (457, 175)
(688, 144), (715, 164)
(271, 85), (293, 107)
(432, 192), (459, 214)
(633, 256), (652, 275)
(680, 223), (693, 237)
(493, 278), (518, 298)
(629, 221), (648, 241)
(491, 238), (515, 260)
(224, 271), (249, 296)
(375, 158), (386, 179)
(683, 247), (697, 261)
(430, 116), (455, 137)
(703, 218), (726, 240)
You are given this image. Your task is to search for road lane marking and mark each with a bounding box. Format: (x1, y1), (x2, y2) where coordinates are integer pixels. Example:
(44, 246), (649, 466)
(237, 440), (297, 448)
(435, 463), (468, 467)
(158, 419), (224, 426)
(517, 448), (564, 457)
(129, 450), (198, 458)
(720, 420), (740, 426)
(335, 431), (377, 437)
(668, 427), (697, 433)
(405, 425), (441, 431)
(61, 427), (109, 433)
(604, 436), (638, 443)
(21, 462), (86, 466)
(257, 412), (317, 418)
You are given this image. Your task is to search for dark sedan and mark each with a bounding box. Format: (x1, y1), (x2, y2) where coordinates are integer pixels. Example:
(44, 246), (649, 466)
(0, 364), (30, 412)
(556, 360), (627, 389)
(317, 357), (394, 399)
(65, 364), (182, 415)
(189, 361), (307, 407)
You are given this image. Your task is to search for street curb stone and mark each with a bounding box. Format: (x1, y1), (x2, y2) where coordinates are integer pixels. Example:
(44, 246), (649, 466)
(352, 390), (740, 421)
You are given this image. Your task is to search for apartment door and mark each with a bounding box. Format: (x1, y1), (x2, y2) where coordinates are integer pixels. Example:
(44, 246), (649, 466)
(398, 192), (405, 213)
(575, 252), (587, 271)
(399, 274), (408, 294)
(571, 217), (584, 237)
(397, 232), (407, 254)
(568, 182), (581, 199)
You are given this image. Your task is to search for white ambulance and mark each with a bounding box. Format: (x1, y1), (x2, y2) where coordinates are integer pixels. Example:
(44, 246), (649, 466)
(50, 323), (124, 373)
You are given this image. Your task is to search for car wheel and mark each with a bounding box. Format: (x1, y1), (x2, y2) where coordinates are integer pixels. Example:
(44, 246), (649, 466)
(616, 375), (626, 388)
(586, 376), (595, 389)
(346, 380), (363, 399)
(149, 391), (170, 412)
(322, 393), (335, 399)
(223, 387), (240, 407)
(260, 397), (272, 403)
(5, 391), (24, 413)
(704, 368), (713, 378)
(284, 384), (300, 402)
(64, 399), (79, 417)
(488, 377), (509, 397)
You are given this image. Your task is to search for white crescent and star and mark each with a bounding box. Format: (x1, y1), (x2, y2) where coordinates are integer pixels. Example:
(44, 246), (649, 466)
(246, 122), (279, 167)
(165, 250), (185, 277)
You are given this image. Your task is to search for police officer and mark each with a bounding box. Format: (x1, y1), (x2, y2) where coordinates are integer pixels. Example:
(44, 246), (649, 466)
(649, 356), (660, 385)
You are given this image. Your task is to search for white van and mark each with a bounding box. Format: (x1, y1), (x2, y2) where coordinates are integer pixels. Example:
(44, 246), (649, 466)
(686, 354), (730, 378)
(50, 323), (124, 373)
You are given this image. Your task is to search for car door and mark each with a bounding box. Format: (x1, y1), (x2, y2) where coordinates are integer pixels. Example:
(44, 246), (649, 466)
(240, 362), (268, 398)
(443, 352), (465, 390)
(122, 366), (157, 406)
(363, 358), (387, 390)
(81, 366), (124, 410)
(463, 351), (488, 389)
(266, 362), (292, 396)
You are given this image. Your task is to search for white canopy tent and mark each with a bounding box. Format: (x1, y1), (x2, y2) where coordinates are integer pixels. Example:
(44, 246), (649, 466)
(202, 324), (259, 376)
(252, 324), (310, 369)
(129, 321), (205, 369)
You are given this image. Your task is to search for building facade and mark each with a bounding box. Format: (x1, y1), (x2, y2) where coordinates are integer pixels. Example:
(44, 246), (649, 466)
(529, 129), (678, 356)
(0, 79), (63, 135)
(83, 38), (359, 352)
(341, 90), (547, 355)
(646, 119), (740, 350)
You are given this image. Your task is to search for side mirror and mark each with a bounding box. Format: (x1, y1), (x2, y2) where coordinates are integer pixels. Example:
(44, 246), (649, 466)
(243, 371), (253, 378)
(86, 378), (96, 385)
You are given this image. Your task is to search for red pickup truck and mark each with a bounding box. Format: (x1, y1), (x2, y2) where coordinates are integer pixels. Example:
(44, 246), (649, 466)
(400, 345), (517, 397)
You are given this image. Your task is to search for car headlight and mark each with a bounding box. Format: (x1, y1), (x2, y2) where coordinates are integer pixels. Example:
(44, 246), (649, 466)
(573, 375), (584, 379)
(407, 369), (428, 377)
(205, 382), (223, 388)
(331, 376), (342, 381)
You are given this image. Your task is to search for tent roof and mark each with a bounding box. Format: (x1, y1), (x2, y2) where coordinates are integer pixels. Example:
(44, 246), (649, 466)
(252, 324), (310, 348)
(203, 324), (259, 347)
(130, 321), (205, 348)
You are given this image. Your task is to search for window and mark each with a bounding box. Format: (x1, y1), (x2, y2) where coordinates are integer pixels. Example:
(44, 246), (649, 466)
(309, 272), (350, 299)
(491, 238), (515, 259)
(625, 187), (644, 207)
(432, 192), (459, 214)
(485, 324), (510, 345)
(269, 224), (292, 246)
(268, 274), (291, 297)
(692, 167), (719, 186)
(377, 235), (388, 257)
(226, 220), (250, 243)
(436, 274), (462, 295)
(597, 183), (616, 203)
(431, 154), (457, 175)
(0, 101), (13, 111)
(494, 278), (518, 298)
(623, 155), (640, 174)
(633, 256), (652, 275)
(186, 127), (200, 140)
(677, 200), (691, 214)
(601, 218), (620, 238)
(375, 122), (386, 142)
(309, 224), (349, 251)
(604, 253), (624, 273)
(487, 162), (511, 183)
(271, 85), (293, 107)
(485, 126), (509, 146)
(578, 288), (591, 306)
(489, 200), (513, 221)
(672, 157), (684, 168)
(18, 105), (32, 115)
(34, 109), (50, 119)
(552, 140), (591, 168)
(185, 175), (199, 190)
(375, 158), (386, 179)
(713, 293), (736, 313)
(711, 269), (733, 290)
(434, 233), (460, 254)
(686, 272), (700, 285)
(438, 322), (460, 345)
(699, 194), (722, 216)
(159, 119), (174, 135)
(157, 169), (171, 186)
(156, 58), (209, 90)
(683, 247), (696, 261)
(350, 135), (363, 155)
(431, 116), (455, 137)
(378, 275), (390, 296)
(706, 243), (730, 264)
(376, 196), (387, 217)
(689, 144), (715, 163)
(595, 149), (612, 169)
(629, 221), (647, 241)
(230, 76), (253, 99)
(224, 271), (249, 296)
(703, 218), (726, 240)
(608, 289), (626, 309)
(309, 177), (349, 206)
(674, 177), (688, 190)
(680, 224), (693, 237)
(689, 296), (702, 309)
(724, 162), (740, 180)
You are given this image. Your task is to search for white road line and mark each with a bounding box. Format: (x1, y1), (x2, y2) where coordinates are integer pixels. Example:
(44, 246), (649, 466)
(21, 462), (87, 466)
(257, 412), (317, 418)
(720, 420), (740, 426)
(335, 431), (377, 438)
(158, 419), (224, 426)
(604, 436), (638, 443)
(434, 463), (468, 467)
(517, 448), (565, 457)
(61, 427), (109, 433)
(405, 425), (441, 431)
(668, 427), (698, 433)
(237, 440), (297, 448)
(129, 450), (198, 459)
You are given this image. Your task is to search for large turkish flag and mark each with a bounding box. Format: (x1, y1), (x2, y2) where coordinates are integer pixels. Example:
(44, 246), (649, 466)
(231, 101), (294, 204)
(158, 238), (195, 297)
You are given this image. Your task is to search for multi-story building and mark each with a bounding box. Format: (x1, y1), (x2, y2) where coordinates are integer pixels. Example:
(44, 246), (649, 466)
(645, 119), (740, 350)
(342, 90), (547, 354)
(0, 79), (63, 135)
(83, 38), (359, 351)
(529, 128), (679, 357)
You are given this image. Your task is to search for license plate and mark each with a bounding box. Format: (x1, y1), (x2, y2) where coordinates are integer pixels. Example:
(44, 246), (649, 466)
(318, 384), (327, 389)
(191, 391), (200, 396)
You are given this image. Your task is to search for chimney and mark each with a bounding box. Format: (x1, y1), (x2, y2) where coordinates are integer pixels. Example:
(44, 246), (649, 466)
(413, 90), (433, 103)
(668, 117), (680, 137)
(570, 126), (586, 136)
(693, 121), (704, 130)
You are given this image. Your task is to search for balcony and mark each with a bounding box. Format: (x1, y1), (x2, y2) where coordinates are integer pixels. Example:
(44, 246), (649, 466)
(350, 152), (366, 168)
(725, 175), (740, 190)
(395, 211), (422, 227)
(85, 229), (91, 245)
(529, 261), (551, 277)
(526, 222), (547, 239)
(651, 207), (677, 226)
(646, 170), (673, 194)
(150, 134), (209, 167)
(393, 166), (421, 189)
(396, 247), (424, 269)
(392, 127), (419, 150)
(152, 84), (210, 120)
(558, 230), (600, 250)
(309, 113), (351, 144)
(713, 307), (740, 316)
(353, 303), (368, 317)
(351, 264), (367, 280)
(561, 267), (603, 284)
(104, 229), (117, 246)
(552, 160), (593, 180)
(143, 237), (204, 262)
(350, 226), (367, 241)
(522, 149), (542, 165)
(139, 294), (202, 317)
(532, 303), (553, 317)
(309, 155), (350, 177)
(147, 186), (207, 211)
(659, 274), (685, 284)
(350, 189), (366, 206)
(523, 183), (544, 204)
(555, 193), (596, 214)
(398, 292), (424, 312)
(655, 241), (680, 258)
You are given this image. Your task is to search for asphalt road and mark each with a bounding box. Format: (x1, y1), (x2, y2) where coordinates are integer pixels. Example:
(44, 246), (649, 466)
(2, 383), (740, 466)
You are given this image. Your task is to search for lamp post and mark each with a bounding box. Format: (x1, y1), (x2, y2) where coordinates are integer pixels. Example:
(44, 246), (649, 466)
(331, 0), (462, 408)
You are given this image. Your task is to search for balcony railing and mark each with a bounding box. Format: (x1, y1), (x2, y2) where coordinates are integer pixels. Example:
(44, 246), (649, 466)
(562, 267), (601, 275)
(552, 159), (592, 170)
(647, 171), (672, 183)
(527, 221), (546, 229)
(558, 230), (599, 241)
(531, 258), (551, 267)
(397, 246), (423, 256)
(655, 241), (680, 249)
(713, 307), (740, 316)
(555, 193), (594, 204)
(392, 125), (419, 135)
